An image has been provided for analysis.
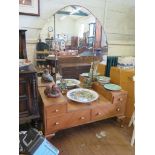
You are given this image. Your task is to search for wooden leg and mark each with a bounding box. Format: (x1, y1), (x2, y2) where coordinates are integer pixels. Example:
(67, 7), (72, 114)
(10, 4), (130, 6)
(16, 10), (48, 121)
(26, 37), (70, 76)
(131, 127), (135, 146)
(45, 133), (56, 140)
(117, 116), (126, 127)
(128, 111), (135, 127)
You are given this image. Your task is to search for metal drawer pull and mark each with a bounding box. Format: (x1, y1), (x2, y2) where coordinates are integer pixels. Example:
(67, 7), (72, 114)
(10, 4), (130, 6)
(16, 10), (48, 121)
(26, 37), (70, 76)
(97, 112), (102, 115)
(55, 122), (60, 125)
(116, 108), (120, 111)
(119, 98), (123, 101)
(80, 117), (85, 120)
(55, 109), (59, 112)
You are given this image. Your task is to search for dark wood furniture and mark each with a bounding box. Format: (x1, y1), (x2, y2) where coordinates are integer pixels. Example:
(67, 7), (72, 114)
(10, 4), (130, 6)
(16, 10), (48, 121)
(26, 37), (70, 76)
(71, 36), (78, 50)
(38, 82), (127, 137)
(19, 64), (40, 125)
(58, 56), (102, 79)
(19, 29), (27, 59)
(94, 19), (102, 49)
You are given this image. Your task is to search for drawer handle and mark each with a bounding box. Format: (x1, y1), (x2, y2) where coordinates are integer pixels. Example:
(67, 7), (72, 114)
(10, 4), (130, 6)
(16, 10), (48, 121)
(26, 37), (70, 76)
(55, 122), (60, 125)
(119, 98), (123, 101)
(97, 112), (102, 115)
(80, 117), (85, 120)
(116, 108), (120, 111)
(55, 109), (59, 112)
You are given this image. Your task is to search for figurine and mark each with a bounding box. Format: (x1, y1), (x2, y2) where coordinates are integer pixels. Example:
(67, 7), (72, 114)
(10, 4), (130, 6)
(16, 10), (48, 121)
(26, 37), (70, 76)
(42, 69), (53, 82)
(58, 79), (68, 95)
(44, 83), (61, 98)
(83, 78), (92, 88)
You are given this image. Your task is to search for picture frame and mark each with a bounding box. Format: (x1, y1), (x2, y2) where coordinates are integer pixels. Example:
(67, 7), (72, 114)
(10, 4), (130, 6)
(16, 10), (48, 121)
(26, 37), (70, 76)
(19, 0), (40, 16)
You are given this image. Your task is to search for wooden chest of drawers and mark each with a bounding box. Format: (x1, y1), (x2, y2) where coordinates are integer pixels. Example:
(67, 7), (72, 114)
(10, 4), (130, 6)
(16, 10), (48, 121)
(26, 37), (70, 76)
(39, 83), (127, 137)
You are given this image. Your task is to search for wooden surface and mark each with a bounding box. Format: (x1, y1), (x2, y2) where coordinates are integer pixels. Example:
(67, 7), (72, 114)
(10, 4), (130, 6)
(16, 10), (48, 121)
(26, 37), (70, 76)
(49, 118), (134, 155)
(38, 82), (127, 136)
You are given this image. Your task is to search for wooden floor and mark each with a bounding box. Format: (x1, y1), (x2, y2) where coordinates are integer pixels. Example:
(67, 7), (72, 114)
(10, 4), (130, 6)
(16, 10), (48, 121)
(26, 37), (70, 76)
(49, 118), (135, 155)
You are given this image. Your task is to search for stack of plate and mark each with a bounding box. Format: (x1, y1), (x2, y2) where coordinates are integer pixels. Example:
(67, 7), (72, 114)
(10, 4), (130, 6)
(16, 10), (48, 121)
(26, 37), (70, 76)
(56, 79), (80, 89)
(97, 76), (110, 85)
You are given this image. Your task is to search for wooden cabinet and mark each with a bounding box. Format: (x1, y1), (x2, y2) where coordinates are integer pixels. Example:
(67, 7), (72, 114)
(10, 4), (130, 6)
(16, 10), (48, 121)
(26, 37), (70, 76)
(94, 19), (102, 49)
(19, 64), (40, 124)
(19, 29), (27, 59)
(87, 19), (102, 49)
(38, 82), (127, 137)
(71, 36), (78, 49)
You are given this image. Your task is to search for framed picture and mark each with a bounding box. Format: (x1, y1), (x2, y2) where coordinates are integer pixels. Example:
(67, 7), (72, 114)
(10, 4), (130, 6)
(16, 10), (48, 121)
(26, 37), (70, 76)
(19, 0), (40, 16)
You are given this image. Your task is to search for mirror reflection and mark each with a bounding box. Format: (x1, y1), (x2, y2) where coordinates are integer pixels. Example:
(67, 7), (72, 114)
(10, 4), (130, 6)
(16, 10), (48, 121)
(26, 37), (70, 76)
(40, 5), (108, 56)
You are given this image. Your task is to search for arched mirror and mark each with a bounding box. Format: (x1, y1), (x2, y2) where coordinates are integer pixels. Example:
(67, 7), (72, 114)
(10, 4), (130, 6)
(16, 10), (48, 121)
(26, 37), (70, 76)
(40, 5), (108, 56)
(38, 5), (108, 80)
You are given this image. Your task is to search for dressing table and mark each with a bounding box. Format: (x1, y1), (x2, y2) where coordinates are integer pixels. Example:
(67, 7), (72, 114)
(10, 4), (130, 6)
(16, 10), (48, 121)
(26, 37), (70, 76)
(38, 81), (127, 137)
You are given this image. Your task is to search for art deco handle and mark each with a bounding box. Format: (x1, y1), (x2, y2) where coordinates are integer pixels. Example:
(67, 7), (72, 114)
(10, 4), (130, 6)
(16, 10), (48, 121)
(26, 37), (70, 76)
(55, 122), (60, 125)
(116, 108), (120, 111)
(80, 117), (85, 120)
(55, 109), (59, 112)
(97, 112), (102, 115)
(119, 98), (123, 101)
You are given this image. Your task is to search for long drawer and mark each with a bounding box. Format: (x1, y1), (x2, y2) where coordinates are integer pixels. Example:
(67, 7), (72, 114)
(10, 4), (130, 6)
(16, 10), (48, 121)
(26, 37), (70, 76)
(46, 109), (90, 134)
(91, 102), (125, 120)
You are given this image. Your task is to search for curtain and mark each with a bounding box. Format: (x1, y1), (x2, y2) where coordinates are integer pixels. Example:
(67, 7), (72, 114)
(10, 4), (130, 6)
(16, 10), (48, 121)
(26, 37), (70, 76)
(105, 56), (118, 77)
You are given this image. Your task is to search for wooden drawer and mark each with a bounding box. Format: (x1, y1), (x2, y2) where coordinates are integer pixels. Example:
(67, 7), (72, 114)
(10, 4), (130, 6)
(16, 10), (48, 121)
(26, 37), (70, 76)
(68, 110), (90, 127)
(46, 109), (90, 133)
(112, 94), (127, 105)
(46, 104), (66, 118)
(113, 104), (125, 116)
(91, 104), (114, 120)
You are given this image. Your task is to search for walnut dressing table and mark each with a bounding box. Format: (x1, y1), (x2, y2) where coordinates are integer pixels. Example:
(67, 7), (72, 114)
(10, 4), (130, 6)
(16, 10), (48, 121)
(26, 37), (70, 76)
(38, 82), (127, 137)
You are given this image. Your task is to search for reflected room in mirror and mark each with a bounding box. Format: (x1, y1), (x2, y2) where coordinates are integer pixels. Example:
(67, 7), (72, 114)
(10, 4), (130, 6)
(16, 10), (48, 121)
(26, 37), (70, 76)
(39, 5), (108, 57)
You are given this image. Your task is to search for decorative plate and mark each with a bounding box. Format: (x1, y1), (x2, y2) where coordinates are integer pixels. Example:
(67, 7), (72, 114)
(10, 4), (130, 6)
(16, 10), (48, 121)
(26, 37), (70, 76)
(56, 79), (80, 88)
(67, 88), (99, 103)
(104, 83), (122, 91)
(97, 76), (110, 84)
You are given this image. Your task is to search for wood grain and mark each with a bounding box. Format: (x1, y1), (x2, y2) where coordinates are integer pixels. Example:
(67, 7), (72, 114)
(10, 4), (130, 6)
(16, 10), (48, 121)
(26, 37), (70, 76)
(49, 118), (134, 155)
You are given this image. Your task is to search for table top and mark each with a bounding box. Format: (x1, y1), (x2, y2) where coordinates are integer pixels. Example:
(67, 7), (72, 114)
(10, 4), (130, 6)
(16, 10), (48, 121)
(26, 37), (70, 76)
(38, 85), (111, 112)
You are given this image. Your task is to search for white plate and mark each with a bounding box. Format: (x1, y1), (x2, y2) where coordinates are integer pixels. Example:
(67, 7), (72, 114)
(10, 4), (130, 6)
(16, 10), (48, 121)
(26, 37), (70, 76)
(67, 88), (99, 103)
(56, 79), (80, 88)
(81, 73), (99, 77)
(104, 83), (122, 91)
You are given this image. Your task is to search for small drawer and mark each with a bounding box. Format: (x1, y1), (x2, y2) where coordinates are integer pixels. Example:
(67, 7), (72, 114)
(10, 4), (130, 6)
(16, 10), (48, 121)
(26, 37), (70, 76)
(46, 104), (66, 118)
(112, 94), (127, 104)
(92, 104), (114, 120)
(114, 105), (125, 115)
(46, 115), (69, 133)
